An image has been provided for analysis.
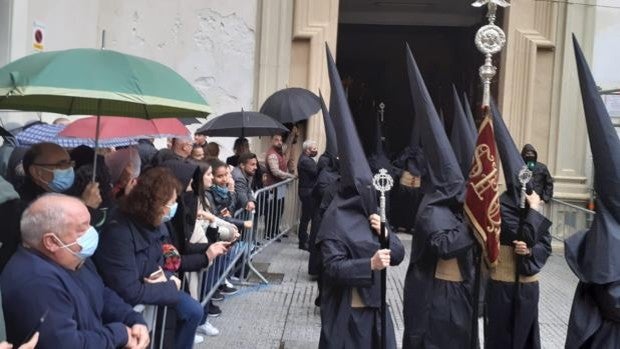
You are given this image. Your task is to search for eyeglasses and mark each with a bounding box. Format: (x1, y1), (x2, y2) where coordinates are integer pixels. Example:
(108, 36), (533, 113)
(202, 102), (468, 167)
(32, 160), (76, 169)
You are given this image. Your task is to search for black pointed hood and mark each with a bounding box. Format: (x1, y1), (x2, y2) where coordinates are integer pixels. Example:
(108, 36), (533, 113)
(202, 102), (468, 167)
(316, 45), (381, 308)
(565, 35), (620, 284)
(368, 115), (394, 175)
(406, 44), (463, 197)
(319, 91), (338, 158)
(450, 85), (476, 177)
(325, 45), (377, 216)
(462, 92), (478, 137)
(491, 100), (526, 206)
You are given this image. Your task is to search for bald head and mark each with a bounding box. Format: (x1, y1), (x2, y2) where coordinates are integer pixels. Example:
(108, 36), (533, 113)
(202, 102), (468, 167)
(21, 194), (89, 246)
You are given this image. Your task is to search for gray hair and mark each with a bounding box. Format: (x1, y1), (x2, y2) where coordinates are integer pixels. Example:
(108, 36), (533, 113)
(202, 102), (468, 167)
(105, 147), (141, 184)
(20, 193), (74, 246)
(302, 140), (317, 150)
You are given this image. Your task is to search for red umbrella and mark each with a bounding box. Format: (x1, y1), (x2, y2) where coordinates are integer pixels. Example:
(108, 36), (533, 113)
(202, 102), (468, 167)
(59, 116), (190, 139)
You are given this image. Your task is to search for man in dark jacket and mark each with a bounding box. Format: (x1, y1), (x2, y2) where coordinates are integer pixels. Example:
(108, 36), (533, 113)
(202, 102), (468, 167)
(297, 140), (318, 250)
(521, 143), (553, 203)
(1, 194), (149, 349)
(232, 152), (258, 211)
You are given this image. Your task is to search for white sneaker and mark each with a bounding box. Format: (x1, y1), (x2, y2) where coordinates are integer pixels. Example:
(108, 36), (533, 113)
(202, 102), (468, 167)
(197, 322), (220, 336)
(194, 334), (205, 344)
(225, 278), (234, 288)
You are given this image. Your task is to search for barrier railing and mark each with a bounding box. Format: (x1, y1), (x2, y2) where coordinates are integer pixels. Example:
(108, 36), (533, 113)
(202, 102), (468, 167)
(546, 198), (595, 241)
(133, 178), (301, 346)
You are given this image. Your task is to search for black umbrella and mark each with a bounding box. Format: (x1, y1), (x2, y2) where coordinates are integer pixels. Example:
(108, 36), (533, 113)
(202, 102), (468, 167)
(259, 87), (321, 124)
(178, 117), (206, 126)
(195, 110), (289, 137)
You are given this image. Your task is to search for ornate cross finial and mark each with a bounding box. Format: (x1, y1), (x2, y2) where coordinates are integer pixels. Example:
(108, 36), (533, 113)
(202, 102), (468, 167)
(472, 0), (510, 108)
(373, 169), (394, 223)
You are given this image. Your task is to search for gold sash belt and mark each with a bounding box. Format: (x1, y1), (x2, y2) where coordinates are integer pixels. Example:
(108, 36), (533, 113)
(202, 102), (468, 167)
(351, 288), (367, 308)
(490, 245), (539, 283)
(435, 258), (463, 282)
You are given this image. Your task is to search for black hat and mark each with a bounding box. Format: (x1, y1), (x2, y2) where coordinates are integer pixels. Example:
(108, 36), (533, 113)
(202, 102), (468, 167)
(405, 44), (463, 196)
(325, 45), (377, 216)
(319, 91), (338, 158)
(450, 85), (476, 177)
(565, 35), (620, 284)
(491, 100), (526, 206)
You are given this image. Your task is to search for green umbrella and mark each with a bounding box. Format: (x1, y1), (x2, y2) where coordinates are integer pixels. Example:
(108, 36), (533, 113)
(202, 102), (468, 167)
(0, 48), (211, 118)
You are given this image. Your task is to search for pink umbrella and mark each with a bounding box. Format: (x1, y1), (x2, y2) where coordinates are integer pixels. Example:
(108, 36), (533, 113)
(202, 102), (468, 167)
(59, 116), (190, 139)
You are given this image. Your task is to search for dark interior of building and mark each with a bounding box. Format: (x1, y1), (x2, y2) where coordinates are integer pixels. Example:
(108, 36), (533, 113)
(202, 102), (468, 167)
(336, 0), (500, 157)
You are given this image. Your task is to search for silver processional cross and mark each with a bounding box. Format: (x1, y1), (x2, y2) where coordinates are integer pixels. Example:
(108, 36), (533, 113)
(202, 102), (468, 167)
(373, 169), (394, 224)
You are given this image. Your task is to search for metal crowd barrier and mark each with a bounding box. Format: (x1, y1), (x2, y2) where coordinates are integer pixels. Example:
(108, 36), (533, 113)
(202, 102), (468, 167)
(546, 198), (595, 241)
(133, 178), (301, 346)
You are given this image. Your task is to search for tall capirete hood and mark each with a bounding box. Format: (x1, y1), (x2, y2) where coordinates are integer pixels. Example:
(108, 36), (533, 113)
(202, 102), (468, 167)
(319, 91), (338, 158)
(491, 100), (526, 206)
(368, 114), (394, 175)
(326, 45), (377, 216)
(462, 92), (478, 137)
(450, 85), (476, 177)
(564, 35), (620, 284)
(405, 43), (463, 198)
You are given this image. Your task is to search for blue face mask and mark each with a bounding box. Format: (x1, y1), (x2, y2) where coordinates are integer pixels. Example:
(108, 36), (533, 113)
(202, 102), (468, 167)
(162, 202), (178, 223)
(54, 226), (99, 260)
(45, 167), (75, 192)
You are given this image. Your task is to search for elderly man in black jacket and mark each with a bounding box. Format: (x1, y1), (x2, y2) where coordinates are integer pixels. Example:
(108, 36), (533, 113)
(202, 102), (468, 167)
(297, 140), (318, 251)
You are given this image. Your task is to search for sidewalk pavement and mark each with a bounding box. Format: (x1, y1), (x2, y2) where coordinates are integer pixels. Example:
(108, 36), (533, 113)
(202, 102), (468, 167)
(199, 234), (577, 349)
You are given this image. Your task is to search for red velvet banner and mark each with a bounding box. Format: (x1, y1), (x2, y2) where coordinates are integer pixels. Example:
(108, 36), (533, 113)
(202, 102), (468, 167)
(464, 113), (502, 266)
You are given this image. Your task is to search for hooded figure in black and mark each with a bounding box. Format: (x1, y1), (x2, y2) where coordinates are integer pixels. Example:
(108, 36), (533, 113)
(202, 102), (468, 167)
(308, 92), (340, 305)
(390, 73), (427, 234)
(485, 101), (552, 349)
(450, 85), (476, 178)
(520, 144), (553, 203)
(564, 36), (620, 349)
(316, 45), (405, 349)
(401, 44), (476, 349)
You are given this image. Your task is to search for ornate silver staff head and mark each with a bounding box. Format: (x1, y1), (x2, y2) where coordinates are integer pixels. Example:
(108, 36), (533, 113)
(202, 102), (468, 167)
(373, 168), (394, 223)
(518, 165), (533, 209)
(472, 0), (510, 108)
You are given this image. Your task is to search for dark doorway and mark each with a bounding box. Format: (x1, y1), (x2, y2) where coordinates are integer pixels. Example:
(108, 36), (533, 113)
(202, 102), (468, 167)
(335, 23), (487, 157)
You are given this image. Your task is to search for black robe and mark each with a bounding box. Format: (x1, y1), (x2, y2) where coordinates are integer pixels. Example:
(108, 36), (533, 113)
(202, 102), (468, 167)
(402, 202), (475, 349)
(484, 195), (552, 349)
(319, 229), (405, 349)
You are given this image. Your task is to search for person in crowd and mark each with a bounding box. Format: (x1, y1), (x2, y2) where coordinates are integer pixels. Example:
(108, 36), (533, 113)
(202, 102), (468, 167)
(190, 145), (205, 162)
(226, 138), (249, 167)
(0, 176), (21, 273)
(136, 139), (157, 171)
(206, 159), (251, 231)
(152, 137), (193, 166)
(317, 48), (405, 348)
(194, 132), (208, 151)
(204, 142), (220, 161)
(485, 103), (552, 349)
(564, 37), (620, 349)
(52, 117), (71, 126)
(0, 143), (101, 271)
(1, 194), (149, 349)
(67, 145), (113, 226)
(402, 46), (476, 349)
(94, 167), (203, 349)
(232, 152), (257, 212)
(263, 132), (297, 240)
(105, 147), (141, 201)
(162, 159), (232, 338)
(521, 144), (554, 203)
(297, 140), (318, 251)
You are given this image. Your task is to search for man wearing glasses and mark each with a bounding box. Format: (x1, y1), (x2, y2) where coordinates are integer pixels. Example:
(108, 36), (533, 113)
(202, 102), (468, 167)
(0, 142), (101, 272)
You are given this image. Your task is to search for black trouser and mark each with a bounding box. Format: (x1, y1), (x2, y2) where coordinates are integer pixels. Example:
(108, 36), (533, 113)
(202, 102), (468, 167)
(298, 190), (315, 247)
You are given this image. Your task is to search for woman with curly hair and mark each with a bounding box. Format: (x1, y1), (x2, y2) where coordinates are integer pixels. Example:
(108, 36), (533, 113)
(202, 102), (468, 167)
(94, 167), (204, 349)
